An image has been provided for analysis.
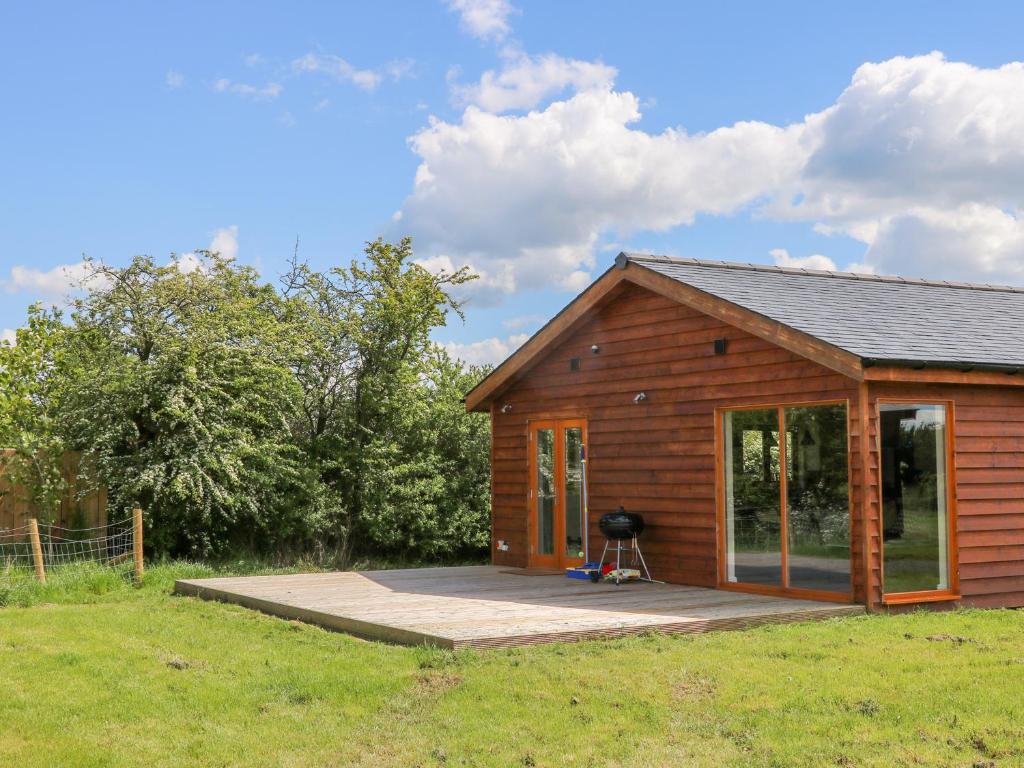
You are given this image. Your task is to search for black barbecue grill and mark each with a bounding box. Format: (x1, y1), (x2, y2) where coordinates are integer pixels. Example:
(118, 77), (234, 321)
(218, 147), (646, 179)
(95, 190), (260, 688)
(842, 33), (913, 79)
(595, 506), (655, 583)
(598, 509), (645, 540)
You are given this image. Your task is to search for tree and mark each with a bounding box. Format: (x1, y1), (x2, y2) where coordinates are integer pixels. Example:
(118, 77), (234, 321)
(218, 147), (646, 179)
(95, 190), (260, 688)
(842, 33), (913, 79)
(0, 238), (493, 564)
(58, 252), (308, 555)
(0, 305), (68, 522)
(357, 348), (492, 558)
(281, 237), (478, 561)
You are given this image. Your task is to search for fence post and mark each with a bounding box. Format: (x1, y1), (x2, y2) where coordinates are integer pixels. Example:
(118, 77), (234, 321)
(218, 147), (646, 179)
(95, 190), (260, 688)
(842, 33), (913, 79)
(132, 507), (144, 583)
(28, 518), (46, 584)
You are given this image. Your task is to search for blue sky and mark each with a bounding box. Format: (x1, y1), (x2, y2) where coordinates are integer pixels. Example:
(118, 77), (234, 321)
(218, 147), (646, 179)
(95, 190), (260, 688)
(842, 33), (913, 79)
(3, 1), (1024, 362)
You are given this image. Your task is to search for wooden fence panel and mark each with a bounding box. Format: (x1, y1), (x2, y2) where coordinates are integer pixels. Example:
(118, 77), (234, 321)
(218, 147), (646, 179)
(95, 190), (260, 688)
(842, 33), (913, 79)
(0, 450), (107, 530)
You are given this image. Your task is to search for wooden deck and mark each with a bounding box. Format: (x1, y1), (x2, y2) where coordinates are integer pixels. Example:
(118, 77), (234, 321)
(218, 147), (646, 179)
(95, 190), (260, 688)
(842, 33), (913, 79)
(174, 565), (865, 649)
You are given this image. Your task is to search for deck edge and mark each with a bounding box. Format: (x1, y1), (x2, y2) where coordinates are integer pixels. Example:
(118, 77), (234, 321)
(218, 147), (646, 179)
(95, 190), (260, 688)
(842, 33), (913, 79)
(452, 605), (866, 649)
(174, 578), (455, 649)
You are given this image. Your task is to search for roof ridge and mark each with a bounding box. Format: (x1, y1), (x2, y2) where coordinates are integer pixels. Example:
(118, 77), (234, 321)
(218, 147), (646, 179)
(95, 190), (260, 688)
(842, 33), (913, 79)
(620, 252), (1024, 295)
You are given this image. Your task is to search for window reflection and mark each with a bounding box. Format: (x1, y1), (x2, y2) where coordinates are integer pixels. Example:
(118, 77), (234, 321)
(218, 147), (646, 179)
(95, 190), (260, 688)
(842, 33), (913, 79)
(785, 405), (850, 592)
(724, 409), (783, 586)
(880, 404), (950, 594)
(536, 429), (555, 555)
(723, 403), (851, 594)
(564, 428), (584, 558)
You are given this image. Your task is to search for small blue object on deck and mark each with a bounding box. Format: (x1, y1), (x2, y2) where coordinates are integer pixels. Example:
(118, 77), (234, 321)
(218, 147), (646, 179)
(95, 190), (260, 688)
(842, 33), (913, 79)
(566, 562), (602, 580)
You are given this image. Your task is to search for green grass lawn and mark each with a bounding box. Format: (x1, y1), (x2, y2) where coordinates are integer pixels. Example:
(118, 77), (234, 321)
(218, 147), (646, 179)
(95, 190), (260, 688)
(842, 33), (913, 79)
(2, 565), (1024, 767)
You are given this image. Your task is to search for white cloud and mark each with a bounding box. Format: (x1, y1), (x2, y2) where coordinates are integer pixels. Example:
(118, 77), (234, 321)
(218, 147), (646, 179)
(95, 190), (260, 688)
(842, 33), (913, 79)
(414, 253), (520, 301)
(176, 225), (240, 272)
(784, 54), (1024, 225)
(165, 70), (184, 89)
(208, 225), (239, 261)
(769, 248), (837, 271)
(212, 78), (282, 100)
(864, 204), (1024, 284)
(452, 52), (616, 112)
(776, 53), (1024, 283)
(291, 53), (383, 92)
(1, 329), (16, 346)
(172, 253), (205, 273)
(0, 261), (96, 300)
(243, 53), (264, 68)
(401, 88), (802, 301)
(2, 229), (241, 312)
(443, 332), (529, 366)
(446, 0), (516, 42)
(398, 52), (1024, 300)
(768, 248), (875, 275)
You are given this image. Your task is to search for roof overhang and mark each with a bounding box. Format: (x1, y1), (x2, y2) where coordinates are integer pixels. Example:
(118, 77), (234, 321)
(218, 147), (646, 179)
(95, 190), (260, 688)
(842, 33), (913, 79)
(863, 363), (1024, 387)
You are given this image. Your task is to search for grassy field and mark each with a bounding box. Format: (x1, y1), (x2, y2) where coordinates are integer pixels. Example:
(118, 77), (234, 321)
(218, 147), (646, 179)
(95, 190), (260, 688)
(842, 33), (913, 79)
(2, 566), (1024, 767)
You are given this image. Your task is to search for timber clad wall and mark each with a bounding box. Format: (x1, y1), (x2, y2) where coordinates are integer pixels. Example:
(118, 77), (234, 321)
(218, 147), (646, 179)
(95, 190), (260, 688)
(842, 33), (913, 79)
(854, 383), (879, 609)
(491, 284), (864, 592)
(867, 383), (1024, 609)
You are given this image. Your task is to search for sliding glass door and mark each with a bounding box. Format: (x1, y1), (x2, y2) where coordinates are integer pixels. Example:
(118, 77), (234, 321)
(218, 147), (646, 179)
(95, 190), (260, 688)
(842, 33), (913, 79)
(721, 402), (851, 597)
(786, 405), (851, 592)
(879, 403), (955, 600)
(722, 408), (783, 586)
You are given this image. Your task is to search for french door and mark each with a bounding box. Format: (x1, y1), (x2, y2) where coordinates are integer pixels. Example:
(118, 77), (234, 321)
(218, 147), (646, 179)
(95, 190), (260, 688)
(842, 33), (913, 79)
(719, 402), (852, 599)
(528, 419), (587, 570)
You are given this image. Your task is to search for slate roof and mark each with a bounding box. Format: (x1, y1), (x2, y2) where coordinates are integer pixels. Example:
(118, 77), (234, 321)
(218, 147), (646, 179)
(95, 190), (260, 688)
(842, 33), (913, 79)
(620, 253), (1024, 370)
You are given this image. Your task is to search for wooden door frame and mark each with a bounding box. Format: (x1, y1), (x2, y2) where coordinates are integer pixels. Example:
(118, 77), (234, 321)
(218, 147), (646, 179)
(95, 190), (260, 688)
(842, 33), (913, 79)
(527, 418), (589, 570)
(714, 398), (855, 604)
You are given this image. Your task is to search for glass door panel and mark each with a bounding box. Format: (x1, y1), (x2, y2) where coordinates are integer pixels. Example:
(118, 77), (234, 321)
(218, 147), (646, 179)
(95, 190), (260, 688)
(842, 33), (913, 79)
(723, 409), (783, 586)
(563, 427), (585, 560)
(535, 428), (556, 557)
(785, 404), (850, 592)
(879, 404), (951, 595)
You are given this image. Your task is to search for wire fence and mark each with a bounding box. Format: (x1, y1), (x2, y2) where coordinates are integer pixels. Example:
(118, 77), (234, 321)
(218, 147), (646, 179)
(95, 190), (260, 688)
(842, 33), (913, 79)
(0, 511), (142, 601)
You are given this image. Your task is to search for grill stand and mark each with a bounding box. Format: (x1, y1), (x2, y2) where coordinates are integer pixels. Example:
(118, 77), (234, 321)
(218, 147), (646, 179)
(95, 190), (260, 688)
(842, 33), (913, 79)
(596, 534), (660, 584)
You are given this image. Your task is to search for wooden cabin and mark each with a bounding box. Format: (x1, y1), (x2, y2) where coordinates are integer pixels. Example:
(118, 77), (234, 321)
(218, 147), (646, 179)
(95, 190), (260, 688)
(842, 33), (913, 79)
(465, 253), (1024, 611)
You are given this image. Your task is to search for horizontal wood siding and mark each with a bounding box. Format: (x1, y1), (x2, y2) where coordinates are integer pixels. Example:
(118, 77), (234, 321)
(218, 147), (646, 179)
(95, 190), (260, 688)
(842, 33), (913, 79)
(868, 382), (1024, 608)
(491, 284), (860, 587)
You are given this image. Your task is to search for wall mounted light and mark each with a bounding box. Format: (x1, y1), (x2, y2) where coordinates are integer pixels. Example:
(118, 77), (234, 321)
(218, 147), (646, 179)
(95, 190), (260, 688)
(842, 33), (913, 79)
(591, 344), (600, 354)
(501, 403), (513, 413)
(633, 392), (647, 404)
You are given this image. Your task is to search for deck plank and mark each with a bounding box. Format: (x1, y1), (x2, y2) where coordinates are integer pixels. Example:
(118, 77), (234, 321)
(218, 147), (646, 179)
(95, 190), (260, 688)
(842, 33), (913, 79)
(174, 566), (863, 649)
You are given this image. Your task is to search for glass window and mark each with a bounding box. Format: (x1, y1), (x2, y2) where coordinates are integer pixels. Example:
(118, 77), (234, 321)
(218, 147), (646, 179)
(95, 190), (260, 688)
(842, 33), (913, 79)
(563, 428), (584, 558)
(785, 404), (850, 592)
(724, 409), (783, 586)
(536, 428), (555, 555)
(880, 404), (951, 594)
